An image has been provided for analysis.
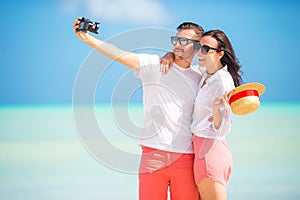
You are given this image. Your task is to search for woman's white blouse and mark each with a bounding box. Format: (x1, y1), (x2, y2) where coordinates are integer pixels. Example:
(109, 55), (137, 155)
(191, 66), (235, 139)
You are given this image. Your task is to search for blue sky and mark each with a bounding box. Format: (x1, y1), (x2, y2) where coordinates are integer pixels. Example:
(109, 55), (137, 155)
(1, 0), (300, 104)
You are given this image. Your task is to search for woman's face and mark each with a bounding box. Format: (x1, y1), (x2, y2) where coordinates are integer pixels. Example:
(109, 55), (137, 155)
(197, 35), (222, 70)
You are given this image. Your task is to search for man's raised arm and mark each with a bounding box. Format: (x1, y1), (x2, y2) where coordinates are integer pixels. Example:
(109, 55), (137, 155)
(73, 17), (140, 70)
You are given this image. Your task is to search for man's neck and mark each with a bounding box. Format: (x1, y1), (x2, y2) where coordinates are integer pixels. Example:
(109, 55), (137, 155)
(174, 58), (191, 69)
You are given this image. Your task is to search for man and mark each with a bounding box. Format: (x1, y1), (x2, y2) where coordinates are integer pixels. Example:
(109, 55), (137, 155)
(73, 18), (204, 200)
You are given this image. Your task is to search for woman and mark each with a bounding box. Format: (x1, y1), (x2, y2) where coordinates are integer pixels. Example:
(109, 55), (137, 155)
(161, 29), (243, 199)
(192, 29), (242, 200)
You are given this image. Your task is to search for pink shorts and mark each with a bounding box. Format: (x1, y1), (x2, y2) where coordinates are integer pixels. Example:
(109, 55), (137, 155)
(139, 146), (198, 200)
(193, 136), (232, 186)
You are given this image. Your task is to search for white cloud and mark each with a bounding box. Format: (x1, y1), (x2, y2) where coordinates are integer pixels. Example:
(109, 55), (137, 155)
(60, 0), (174, 25)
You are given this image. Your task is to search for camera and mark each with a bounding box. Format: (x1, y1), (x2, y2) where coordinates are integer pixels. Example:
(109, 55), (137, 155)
(76, 17), (100, 34)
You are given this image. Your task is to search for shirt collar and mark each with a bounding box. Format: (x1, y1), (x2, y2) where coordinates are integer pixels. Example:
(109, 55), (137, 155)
(205, 65), (228, 84)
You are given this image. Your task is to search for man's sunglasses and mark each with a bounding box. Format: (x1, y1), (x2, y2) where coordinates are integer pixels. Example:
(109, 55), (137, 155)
(194, 43), (219, 55)
(171, 36), (199, 46)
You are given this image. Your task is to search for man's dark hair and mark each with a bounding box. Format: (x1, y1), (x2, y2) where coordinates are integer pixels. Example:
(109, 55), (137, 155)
(177, 22), (204, 40)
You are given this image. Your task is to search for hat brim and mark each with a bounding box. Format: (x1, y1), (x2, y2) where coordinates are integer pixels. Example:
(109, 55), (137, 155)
(232, 82), (266, 96)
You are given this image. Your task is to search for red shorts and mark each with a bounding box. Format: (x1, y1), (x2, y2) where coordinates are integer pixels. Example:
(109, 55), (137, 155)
(193, 136), (232, 186)
(139, 146), (198, 200)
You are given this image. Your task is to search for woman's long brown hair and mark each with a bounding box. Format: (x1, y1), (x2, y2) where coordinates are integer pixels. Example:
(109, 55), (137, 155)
(203, 30), (243, 86)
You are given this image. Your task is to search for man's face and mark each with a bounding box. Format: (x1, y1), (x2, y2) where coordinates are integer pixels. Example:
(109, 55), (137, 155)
(172, 29), (199, 62)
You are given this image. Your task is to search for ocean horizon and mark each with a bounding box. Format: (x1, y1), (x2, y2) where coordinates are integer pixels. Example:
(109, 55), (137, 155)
(0, 102), (299, 199)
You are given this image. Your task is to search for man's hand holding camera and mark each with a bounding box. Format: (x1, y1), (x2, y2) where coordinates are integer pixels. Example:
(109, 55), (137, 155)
(73, 17), (100, 43)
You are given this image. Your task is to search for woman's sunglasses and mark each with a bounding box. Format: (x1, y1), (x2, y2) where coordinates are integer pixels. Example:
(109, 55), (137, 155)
(194, 43), (219, 55)
(171, 36), (199, 46)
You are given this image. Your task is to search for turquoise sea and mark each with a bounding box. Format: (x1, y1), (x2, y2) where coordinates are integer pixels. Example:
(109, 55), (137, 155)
(1, 102), (300, 199)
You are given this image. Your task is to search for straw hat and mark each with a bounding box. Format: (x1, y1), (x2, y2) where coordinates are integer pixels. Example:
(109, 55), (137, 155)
(229, 82), (266, 115)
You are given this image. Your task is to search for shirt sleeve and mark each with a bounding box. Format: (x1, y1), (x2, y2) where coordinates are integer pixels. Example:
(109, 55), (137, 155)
(133, 54), (161, 81)
(207, 75), (234, 138)
(211, 104), (231, 137)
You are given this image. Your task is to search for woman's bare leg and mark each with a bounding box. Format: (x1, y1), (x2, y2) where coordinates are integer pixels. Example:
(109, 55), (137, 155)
(198, 178), (227, 200)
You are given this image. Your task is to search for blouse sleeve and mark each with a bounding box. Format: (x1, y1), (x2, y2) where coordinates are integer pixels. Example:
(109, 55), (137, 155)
(207, 76), (233, 139)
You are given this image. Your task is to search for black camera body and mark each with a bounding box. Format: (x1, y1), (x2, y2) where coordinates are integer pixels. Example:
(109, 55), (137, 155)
(76, 17), (100, 34)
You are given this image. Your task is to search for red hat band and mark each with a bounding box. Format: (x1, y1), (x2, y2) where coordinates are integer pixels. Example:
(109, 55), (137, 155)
(229, 89), (259, 105)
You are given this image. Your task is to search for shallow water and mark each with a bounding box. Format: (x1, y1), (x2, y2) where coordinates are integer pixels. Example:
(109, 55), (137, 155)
(0, 102), (299, 199)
